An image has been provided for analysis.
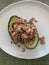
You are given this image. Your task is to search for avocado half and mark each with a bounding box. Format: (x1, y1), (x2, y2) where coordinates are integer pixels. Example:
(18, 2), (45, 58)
(8, 15), (39, 49)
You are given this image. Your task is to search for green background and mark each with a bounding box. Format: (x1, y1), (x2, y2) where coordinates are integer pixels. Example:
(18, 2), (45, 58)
(0, 0), (49, 65)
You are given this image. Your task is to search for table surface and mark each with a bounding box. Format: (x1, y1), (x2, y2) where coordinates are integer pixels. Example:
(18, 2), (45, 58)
(0, 0), (49, 65)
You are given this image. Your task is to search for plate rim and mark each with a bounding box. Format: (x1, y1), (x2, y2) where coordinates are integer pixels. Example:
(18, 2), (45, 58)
(0, 0), (49, 59)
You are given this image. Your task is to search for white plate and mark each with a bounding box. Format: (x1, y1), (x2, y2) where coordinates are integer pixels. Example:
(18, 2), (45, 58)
(0, 0), (49, 59)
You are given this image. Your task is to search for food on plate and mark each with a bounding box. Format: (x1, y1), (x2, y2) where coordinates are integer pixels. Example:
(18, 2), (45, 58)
(39, 36), (45, 44)
(8, 15), (45, 50)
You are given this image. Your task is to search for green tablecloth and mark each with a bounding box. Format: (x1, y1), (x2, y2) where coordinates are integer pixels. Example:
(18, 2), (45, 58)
(0, 0), (49, 65)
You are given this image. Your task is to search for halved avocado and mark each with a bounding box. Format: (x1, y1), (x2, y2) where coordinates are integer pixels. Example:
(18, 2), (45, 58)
(8, 15), (39, 49)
